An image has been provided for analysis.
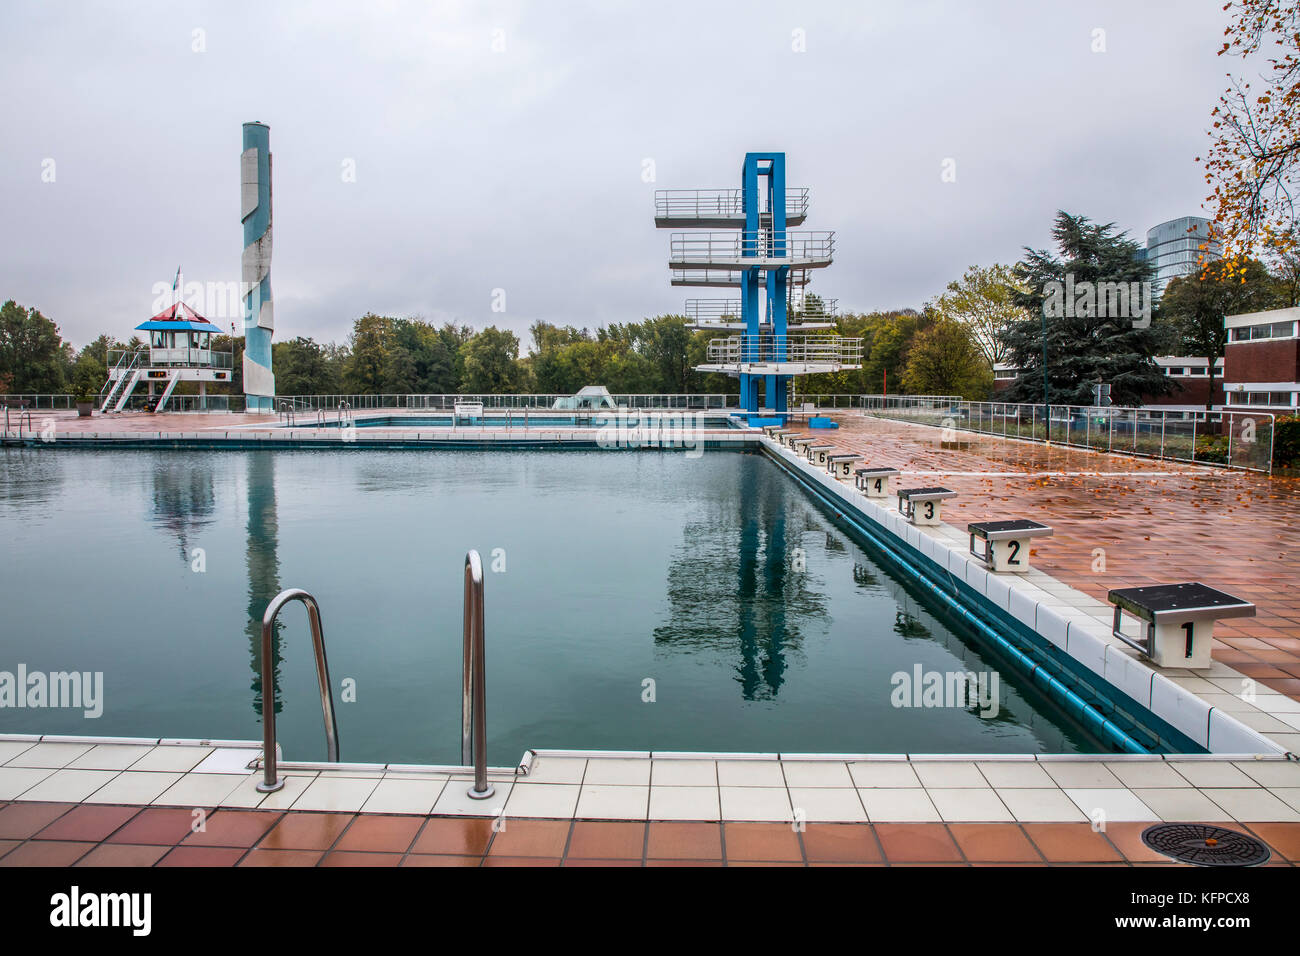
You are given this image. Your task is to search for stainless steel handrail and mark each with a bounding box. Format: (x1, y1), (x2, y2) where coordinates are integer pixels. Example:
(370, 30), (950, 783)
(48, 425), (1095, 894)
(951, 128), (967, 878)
(256, 588), (340, 793)
(462, 550), (494, 799)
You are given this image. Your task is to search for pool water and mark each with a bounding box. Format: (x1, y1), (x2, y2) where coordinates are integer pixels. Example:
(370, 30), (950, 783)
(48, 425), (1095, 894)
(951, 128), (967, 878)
(0, 447), (1105, 763)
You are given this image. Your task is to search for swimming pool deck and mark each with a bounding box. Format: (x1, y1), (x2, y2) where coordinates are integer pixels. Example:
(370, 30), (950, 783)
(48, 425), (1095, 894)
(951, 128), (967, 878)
(0, 739), (1297, 865)
(808, 414), (1300, 712)
(3, 407), (1300, 865)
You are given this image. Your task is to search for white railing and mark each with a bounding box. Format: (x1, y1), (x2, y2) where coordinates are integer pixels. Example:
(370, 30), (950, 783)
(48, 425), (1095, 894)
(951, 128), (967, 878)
(791, 296), (838, 318)
(685, 297), (839, 322)
(863, 397), (1276, 474)
(654, 188), (809, 221)
(670, 231), (834, 266)
(707, 335), (863, 366)
(859, 394), (965, 411)
(148, 347), (234, 369)
(0, 394), (79, 410)
(685, 299), (742, 321)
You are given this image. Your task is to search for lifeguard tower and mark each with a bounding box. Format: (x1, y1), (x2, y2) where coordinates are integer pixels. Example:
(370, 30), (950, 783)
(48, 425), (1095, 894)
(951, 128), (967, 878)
(655, 153), (862, 424)
(99, 270), (234, 413)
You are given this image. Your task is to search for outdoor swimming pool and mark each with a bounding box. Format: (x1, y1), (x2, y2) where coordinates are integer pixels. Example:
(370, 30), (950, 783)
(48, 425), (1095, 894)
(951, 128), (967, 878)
(0, 446), (1118, 763)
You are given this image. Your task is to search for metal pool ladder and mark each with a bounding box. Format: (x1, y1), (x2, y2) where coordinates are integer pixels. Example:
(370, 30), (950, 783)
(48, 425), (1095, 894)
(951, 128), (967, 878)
(253, 554), (493, 797)
(256, 588), (340, 793)
(463, 550), (494, 799)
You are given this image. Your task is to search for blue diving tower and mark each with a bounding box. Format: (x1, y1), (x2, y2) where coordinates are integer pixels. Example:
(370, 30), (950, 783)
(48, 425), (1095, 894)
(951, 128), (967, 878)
(655, 153), (861, 424)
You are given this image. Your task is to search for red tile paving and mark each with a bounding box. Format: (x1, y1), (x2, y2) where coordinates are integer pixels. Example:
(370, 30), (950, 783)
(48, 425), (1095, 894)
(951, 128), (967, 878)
(238, 848), (325, 867)
(486, 819), (570, 858)
(566, 821), (646, 859)
(35, 804), (138, 843)
(793, 415), (1300, 701)
(947, 823), (1043, 863)
(31, 410), (278, 434)
(74, 843), (170, 867)
(872, 823), (965, 863)
(258, 811), (352, 850)
(1244, 823), (1300, 861)
(410, 817), (494, 856)
(334, 814), (424, 853)
(646, 822), (723, 860)
(156, 846), (246, 867)
(0, 802), (75, 840)
(401, 854), (481, 867)
(801, 823), (885, 863)
(107, 807), (207, 846)
(3, 803), (1290, 865)
(1020, 823), (1124, 863)
(181, 809), (282, 848)
(0, 840), (95, 867)
(319, 851), (405, 867)
(723, 822), (803, 861)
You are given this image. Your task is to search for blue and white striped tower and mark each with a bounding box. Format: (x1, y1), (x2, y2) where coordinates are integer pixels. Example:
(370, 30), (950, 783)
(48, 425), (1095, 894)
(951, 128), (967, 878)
(241, 122), (275, 412)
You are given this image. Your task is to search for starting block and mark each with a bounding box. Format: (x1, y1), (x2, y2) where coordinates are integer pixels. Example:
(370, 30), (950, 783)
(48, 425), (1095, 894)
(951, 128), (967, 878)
(1107, 582), (1256, 670)
(967, 519), (1053, 574)
(897, 487), (957, 526)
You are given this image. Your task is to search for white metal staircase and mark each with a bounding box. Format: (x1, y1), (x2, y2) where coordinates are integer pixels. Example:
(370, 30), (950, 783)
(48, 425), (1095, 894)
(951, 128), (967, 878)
(99, 349), (148, 412)
(153, 373), (180, 413)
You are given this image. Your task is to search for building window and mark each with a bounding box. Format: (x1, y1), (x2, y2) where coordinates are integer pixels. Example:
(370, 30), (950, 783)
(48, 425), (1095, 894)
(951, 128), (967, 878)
(1230, 391), (1296, 407)
(1231, 321), (1297, 342)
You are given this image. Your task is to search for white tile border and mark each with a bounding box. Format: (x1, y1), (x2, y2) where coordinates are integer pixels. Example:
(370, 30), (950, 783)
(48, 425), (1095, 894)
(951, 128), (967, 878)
(1, 738), (1299, 823)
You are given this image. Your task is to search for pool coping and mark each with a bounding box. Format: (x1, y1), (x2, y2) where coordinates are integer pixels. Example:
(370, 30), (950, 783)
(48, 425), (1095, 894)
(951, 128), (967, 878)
(2, 736), (1298, 824)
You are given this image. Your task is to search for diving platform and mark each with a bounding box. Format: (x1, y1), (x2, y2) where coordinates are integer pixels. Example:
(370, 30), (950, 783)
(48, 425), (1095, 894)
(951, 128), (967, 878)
(684, 298), (835, 332)
(671, 268), (814, 288)
(654, 188), (808, 228)
(669, 232), (834, 271)
(699, 334), (863, 375)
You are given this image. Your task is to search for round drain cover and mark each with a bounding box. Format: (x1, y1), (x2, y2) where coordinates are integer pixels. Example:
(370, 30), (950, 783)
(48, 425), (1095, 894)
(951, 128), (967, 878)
(1140, 824), (1270, 867)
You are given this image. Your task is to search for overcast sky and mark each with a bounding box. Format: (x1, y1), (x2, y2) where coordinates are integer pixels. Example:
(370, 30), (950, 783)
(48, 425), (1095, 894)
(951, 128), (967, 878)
(1, 0), (1232, 351)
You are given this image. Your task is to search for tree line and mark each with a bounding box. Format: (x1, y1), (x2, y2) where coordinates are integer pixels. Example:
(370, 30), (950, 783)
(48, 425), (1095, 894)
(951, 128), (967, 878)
(3, 217), (1297, 405)
(0, 300), (1000, 401)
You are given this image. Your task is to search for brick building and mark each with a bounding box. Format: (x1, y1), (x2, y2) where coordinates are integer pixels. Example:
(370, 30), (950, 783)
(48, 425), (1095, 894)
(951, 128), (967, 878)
(1222, 307), (1300, 414)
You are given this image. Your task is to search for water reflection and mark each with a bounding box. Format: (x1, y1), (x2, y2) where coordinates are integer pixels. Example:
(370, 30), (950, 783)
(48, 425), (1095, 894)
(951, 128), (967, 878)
(149, 460), (215, 562)
(0, 448), (64, 505)
(655, 458), (828, 701)
(893, 609), (933, 640)
(244, 452), (283, 716)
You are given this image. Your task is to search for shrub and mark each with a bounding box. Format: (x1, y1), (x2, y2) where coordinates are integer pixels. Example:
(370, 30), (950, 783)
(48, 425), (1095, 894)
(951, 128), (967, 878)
(1274, 415), (1300, 469)
(1195, 434), (1229, 464)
